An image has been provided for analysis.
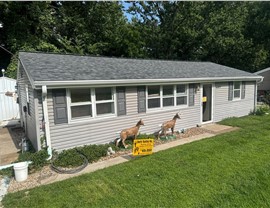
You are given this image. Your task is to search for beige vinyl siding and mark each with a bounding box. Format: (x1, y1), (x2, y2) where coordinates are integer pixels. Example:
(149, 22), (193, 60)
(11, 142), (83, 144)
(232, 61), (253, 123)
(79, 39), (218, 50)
(17, 64), (41, 150)
(36, 90), (45, 140)
(214, 81), (255, 122)
(48, 86), (201, 151)
(257, 70), (270, 91)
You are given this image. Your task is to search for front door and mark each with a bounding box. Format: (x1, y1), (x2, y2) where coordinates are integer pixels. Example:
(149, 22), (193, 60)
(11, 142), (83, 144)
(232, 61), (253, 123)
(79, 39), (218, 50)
(202, 84), (212, 122)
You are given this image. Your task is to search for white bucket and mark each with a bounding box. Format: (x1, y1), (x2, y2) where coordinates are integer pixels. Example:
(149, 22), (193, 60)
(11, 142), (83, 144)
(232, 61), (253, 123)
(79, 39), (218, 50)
(13, 162), (28, 182)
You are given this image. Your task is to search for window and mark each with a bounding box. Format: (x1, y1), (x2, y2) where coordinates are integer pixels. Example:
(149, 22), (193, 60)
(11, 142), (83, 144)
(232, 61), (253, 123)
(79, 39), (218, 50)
(163, 85), (174, 107)
(148, 85), (160, 109)
(70, 88), (92, 118)
(69, 87), (115, 120)
(95, 87), (115, 115)
(233, 82), (241, 99)
(176, 84), (187, 105)
(147, 84), (188, 110)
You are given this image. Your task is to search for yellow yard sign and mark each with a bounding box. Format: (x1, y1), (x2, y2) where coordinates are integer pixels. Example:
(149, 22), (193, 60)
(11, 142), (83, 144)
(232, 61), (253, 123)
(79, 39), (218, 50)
(133, 139), (154, 156)
(202, 96), (207, 102)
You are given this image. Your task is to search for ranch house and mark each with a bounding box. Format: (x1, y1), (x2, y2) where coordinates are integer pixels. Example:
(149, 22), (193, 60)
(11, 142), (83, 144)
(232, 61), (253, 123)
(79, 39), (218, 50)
(17, 52), (263, 151)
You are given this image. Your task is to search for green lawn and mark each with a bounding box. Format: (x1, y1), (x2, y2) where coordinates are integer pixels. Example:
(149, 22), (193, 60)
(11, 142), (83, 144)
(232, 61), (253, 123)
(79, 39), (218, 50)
(3, 115), (270, 208)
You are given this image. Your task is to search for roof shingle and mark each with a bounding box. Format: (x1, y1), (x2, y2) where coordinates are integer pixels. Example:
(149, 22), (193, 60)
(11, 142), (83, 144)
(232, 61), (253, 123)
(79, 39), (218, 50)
(19, 51), (258, 82)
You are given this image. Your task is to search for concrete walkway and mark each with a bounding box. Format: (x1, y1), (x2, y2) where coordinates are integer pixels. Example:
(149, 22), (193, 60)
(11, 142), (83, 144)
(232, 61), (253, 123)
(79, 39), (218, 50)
(45, 132), (214, 184)
(40, 123), (238, 185)
(0, 128), (20, 166)
(3, 123), (239, 195)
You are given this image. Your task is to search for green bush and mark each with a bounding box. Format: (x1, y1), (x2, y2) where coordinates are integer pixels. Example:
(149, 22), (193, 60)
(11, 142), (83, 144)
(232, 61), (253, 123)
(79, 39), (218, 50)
(252, 104), (270, 116)
(136, 133), (156, 140)
(18, 149), (49, 169)
(0, 167), (13, 177)
(78, 144), (110, 163)
(52, 149), (85, 168)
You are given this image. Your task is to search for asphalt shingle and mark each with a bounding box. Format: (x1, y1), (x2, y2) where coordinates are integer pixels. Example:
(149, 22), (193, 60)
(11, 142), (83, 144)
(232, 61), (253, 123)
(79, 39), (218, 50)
(19, 51), (257, 82)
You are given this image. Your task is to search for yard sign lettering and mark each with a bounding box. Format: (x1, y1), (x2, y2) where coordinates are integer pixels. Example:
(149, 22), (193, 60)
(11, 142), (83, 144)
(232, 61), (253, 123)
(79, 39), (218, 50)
(132, 139), (154, 156)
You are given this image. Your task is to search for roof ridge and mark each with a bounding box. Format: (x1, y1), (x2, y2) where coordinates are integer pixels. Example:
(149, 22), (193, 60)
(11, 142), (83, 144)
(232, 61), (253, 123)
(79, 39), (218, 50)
(19, 50), (212, 64)
(254, 67), (270, 75)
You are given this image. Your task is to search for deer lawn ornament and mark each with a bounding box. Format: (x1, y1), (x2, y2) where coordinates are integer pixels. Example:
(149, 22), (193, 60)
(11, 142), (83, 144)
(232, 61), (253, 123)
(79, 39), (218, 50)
(160, 113), (181, 136)
(116, 119), (144, 148)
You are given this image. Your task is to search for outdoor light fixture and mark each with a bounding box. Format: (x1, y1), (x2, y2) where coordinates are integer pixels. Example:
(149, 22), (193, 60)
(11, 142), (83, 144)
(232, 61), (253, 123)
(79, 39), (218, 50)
(1, 69), (5, 77)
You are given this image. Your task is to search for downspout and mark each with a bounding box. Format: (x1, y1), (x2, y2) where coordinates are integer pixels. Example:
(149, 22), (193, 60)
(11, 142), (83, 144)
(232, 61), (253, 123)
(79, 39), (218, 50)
(255, 77), (264, 110)
(42, 85), (52, 160)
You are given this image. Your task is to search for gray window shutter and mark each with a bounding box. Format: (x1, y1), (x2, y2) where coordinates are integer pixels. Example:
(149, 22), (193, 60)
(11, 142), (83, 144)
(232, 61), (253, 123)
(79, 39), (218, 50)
(116, 87), (126, 116)
(228, 82), (233, 101)
(188, 84), (195, 107)
(241, 81), (246, 99)
(52, 89), (68, 124)
(137, 86), (146, 113)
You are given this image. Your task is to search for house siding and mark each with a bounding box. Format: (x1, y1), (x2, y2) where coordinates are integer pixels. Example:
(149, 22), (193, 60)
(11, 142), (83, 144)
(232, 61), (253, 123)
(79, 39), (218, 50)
(213, 81), (255, 122)
(17, 64), (41, 150)
(257, 70), (270, 91)
(18, 79), (257, 151)
(48, 86), (201, 151)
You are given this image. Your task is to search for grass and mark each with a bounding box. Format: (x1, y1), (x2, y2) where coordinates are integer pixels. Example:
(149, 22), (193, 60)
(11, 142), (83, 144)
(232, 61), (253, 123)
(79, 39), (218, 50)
(2, 114), (270, 207)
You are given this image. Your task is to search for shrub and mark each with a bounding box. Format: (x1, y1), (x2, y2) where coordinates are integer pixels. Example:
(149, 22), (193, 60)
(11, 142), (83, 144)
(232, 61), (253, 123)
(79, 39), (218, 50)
(252, 104), (270, 116)
(136, 133), (156, 140)
(18, 149), (49, 170)
(0, 167), (13, 177)
(78, 144), (110, 163)
(52, 149), (85, 168)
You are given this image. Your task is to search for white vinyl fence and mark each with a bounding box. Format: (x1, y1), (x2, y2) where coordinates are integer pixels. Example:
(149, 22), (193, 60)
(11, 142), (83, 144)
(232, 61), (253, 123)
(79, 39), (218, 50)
(0, 77), (20, 121)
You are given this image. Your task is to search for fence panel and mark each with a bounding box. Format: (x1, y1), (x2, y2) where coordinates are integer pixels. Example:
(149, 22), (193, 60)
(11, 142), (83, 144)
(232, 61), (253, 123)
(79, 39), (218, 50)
(0, 77), (20, 121)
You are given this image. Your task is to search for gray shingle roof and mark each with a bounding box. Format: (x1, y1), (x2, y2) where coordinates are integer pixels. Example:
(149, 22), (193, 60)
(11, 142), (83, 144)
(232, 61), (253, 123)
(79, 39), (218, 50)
(254, 67), (270, 75)
(19, 51), (259, 83)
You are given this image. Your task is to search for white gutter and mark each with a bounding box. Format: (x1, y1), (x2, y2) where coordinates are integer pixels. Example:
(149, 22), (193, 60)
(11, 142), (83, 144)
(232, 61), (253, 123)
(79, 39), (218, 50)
(254, 76), (264, 111)
(33, 76), (263, 89)
(42, 85), (52, 160)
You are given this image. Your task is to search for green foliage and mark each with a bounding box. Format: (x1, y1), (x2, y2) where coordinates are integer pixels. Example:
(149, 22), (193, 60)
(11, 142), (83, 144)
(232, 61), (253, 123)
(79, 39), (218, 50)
(52, 149), (85, 168)
(252, 104), (270, 116)
(0, 167), (13, 177)
(17, 149), (49, 170)
(77, 144), (110, 163)
(52, 144), (115, 168)
(136, 133), (156, 140)
(3, 115), (270, 207)
(2, 2), (270, 76)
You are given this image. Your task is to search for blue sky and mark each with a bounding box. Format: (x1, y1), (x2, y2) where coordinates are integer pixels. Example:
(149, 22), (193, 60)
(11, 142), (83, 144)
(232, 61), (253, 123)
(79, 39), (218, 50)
(122, 1), (134, 21)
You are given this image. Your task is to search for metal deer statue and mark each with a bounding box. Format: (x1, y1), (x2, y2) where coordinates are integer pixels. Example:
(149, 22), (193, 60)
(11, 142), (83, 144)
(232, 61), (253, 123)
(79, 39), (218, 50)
(116, 119), (145, 148)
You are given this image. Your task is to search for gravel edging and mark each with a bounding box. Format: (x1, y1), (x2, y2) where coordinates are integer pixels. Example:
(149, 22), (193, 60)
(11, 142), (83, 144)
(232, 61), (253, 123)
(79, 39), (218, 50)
(6, 127), (214, 193)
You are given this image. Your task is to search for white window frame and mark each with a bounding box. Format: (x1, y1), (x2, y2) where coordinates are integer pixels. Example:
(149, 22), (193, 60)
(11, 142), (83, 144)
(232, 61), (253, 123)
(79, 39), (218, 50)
(162, 85), (175, 108)
(25, 84), (31, 116)
(233, 81), (241, 100)
(147, 85), (161, 109)
(146, 84), (188, 111)
(67, 87), (116, 122)
(69, 88), (92, 119)
(176, 84), (188, 106)
(94, 87), (116, 117)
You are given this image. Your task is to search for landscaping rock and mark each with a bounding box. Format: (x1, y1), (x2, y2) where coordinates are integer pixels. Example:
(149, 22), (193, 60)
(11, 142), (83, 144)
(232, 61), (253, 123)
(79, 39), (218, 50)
(6, 126), (215, 193)
(0, 176), (10, 201)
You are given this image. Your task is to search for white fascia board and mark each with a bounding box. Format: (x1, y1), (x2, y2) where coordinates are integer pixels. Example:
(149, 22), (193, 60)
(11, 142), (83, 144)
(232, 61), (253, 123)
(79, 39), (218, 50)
(18, 59), (36, 89)
(254, 67), (270, 75)
(33, 76), (263, 89)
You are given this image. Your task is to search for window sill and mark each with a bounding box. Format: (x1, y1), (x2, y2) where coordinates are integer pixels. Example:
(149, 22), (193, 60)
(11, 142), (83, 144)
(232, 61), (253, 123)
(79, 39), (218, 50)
(68, 114), (117, 124)
(147, 105), (189, 113)
(232, 98), (241, 101)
